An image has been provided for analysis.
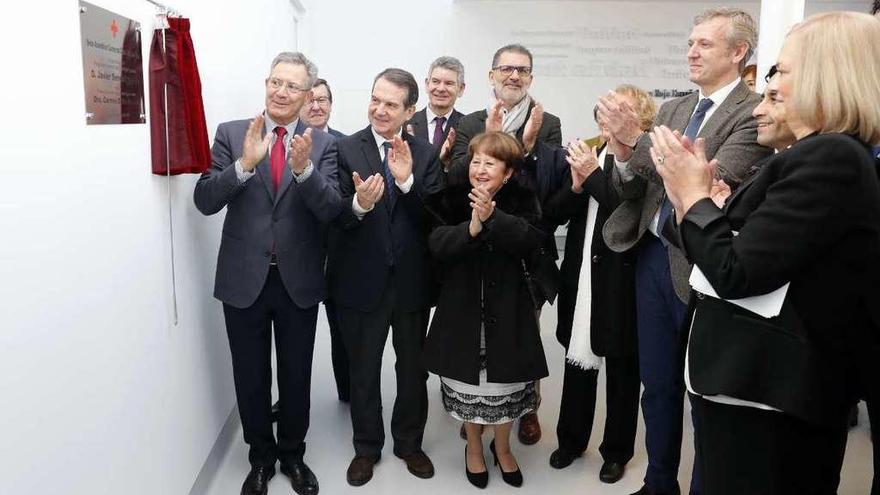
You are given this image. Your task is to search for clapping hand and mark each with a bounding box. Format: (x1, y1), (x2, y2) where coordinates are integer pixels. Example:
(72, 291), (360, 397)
(468, 186), (496, 237)
(387, 135), (413, 184)
(439, 128), (457, 166)
(597, 92), (642, 159)
(522, 101), (544, 155)
(288, 127), (313, 174)
(353, 171), (385, 210)
(649, 126), (716, 222)
(710, 178), (732, 208)
(486, 99), (504, 132)
(565, 140), (599, 193)
(241, 113), (272, 171)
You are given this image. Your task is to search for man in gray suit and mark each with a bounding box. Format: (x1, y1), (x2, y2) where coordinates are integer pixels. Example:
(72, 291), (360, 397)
(599, 8), (772, 495)
(194, 52), (340, 495)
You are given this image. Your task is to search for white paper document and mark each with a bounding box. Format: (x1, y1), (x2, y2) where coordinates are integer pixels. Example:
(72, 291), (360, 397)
(689, 265), (789, 318)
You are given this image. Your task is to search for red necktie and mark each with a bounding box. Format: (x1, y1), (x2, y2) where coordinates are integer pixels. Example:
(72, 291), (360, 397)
(270, 126), (287, 191)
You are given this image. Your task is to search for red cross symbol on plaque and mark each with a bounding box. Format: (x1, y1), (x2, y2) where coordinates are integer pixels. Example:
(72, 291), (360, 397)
(110, 19), (119, 38)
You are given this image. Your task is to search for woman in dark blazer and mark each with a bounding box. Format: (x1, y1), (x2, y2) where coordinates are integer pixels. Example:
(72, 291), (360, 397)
(651, 12), (880, 494)
(423, 131), (549, 489)
(542, 85), (656, 484)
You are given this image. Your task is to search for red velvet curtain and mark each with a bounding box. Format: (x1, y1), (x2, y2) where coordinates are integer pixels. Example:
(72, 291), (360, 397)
(149, 17), (210, 175)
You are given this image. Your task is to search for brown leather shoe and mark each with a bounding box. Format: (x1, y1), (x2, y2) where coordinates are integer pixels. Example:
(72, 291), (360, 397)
(394, 450), (435, 479)
(346, 455), (377, 487)
(518, 412), (541, 445)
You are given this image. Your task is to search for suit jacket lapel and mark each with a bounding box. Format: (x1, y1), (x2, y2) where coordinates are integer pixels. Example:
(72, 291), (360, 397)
(672, 93), (699, 133)
(412, 109), (428, 142)
(254, 125), (275, 203)
(699, 81), (749, 139)
(359, 126), (383, 176)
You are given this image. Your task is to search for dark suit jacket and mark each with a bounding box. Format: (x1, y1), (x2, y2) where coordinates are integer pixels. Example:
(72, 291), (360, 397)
(328, 127), (346, 139)
(406, 107), (463, 146)
(681, 133), (880, 426)
(545, 148), (637, 357)
(329, 126), (444, 312)
(194, 120), (340, 309)
(448, 101), (563, 189)
(603, 80), (773, 302)
(422, 182), (549, 384)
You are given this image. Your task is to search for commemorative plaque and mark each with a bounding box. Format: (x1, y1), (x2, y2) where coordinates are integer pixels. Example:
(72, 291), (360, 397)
(79, 1), (146, 125)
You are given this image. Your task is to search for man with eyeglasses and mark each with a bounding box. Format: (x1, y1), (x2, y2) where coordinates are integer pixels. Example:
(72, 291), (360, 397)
(448, 43), (564, 447)
(193, 51), (340, 495)
(301, 78), (345, 139)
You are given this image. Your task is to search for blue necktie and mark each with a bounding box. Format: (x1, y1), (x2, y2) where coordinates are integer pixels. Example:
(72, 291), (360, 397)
(381, 141), (395, 208)
(658, 98), (714, 244)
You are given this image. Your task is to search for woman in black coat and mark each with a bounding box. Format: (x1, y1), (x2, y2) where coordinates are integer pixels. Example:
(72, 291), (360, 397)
(651, 12), (880, 494)
(542, 85), (656, 483)
(422, 131), (549, 489)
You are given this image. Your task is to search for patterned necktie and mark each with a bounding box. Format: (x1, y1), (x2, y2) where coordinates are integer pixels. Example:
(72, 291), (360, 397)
(658, 98), (715, 244)
(382, 141), (395, 206)
(270, 126), (287, 192)
(432, 116), (447, 146)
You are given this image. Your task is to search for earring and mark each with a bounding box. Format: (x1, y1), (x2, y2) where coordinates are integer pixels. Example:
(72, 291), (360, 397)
(502, 178), (508, 184)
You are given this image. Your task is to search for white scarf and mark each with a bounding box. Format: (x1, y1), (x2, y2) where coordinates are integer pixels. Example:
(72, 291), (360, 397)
(565, 147), (607, 370)
(486, 89), (531, 135)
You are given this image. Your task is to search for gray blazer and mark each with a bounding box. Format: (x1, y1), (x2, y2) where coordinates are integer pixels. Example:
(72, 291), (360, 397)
(603, 80), (773, 302)
(194, 119), (341, 309)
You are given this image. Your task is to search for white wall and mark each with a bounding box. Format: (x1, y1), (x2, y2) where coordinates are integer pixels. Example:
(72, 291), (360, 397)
(0, 0), (299, 493)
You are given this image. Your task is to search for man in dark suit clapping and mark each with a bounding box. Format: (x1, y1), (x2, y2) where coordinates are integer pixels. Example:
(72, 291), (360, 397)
(406, 56), (466, 159)
(328, 68), (444, 487)
(194, 52), (340, 495)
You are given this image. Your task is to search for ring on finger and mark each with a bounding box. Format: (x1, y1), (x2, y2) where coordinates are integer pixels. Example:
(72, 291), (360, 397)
(656, 155), (665, 164)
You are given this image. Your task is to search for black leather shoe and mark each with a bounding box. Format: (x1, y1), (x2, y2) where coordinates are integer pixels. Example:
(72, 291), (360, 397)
(346, 455), (378, 487)
(549, 448), (582, 469)
(281, 460), (319, 495)
(599, 461), (625, 483)
(465, 445), (488, 489)
(271, 400), (280, 423)
(489, 440), (523, 487)
(241, 464), (275, 495)
(394, 449), (435, 479)
(630, 484), (681, 495)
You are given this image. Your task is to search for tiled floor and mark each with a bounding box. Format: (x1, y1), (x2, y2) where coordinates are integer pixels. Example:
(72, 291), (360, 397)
(202, 307), (875, 495)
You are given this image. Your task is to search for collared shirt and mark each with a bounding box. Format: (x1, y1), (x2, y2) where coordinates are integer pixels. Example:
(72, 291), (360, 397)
(615, 77), (742, 237)
(351, 127), (414, 217)
(425, 106), (454, 145)
(234, 114), (313, 183)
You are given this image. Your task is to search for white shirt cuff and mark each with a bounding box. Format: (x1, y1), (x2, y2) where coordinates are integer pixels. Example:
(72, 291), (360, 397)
(395, 173), (414, 194)
(293, 161), (314, 183)
(235, 159), (255, 182)
(352, 194), (373, 219)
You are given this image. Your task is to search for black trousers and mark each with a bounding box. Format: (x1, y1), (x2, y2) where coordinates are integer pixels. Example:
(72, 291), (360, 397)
(223, 266), (318, 467)
(337, 281), (429, 459)
(555, 354), (640, 463)
(324, 298), (350, 401)
(691, 394), (848, 495)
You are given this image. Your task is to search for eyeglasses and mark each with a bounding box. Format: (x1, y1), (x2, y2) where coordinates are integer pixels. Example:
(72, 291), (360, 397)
(492, 65), (533, 76)
(267, 77), (307, 94)
(764, 64), (778, 83)
(309, 96), (331, 107)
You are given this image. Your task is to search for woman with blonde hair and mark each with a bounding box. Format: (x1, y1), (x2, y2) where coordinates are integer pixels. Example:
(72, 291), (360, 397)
(649, 11), (880, 494)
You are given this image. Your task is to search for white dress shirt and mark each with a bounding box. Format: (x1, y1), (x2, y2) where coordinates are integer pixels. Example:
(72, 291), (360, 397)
(425, 106), (453, 145)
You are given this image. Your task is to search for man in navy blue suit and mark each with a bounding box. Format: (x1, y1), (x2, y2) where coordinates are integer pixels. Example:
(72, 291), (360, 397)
(194, 52), (340, 495)
(301, 78), (345, 139)
(328, 68), (444, 487)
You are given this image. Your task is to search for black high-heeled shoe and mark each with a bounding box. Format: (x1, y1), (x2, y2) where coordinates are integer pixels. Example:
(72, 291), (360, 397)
(489, 440), (523, 487)
(465, 445), (489, 488)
